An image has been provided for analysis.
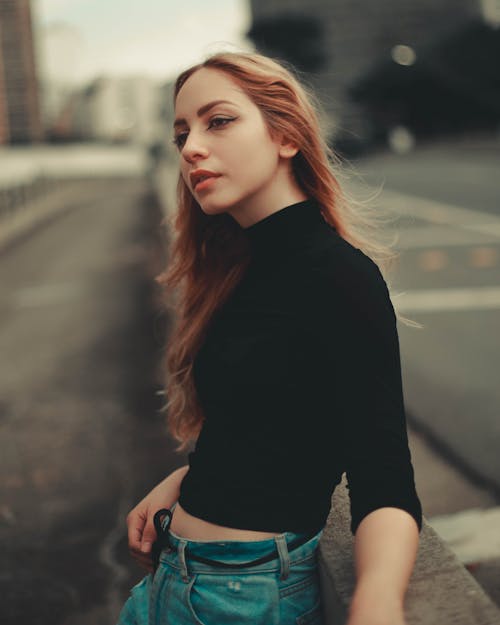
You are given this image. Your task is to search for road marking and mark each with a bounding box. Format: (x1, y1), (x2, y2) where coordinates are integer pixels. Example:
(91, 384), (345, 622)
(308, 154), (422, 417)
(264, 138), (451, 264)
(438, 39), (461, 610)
(414, 247), (498, 271)
(391, 225), (500, 249)
(469, 247), (498, 268)
(382, 189), (500, 230)
(12, 282), (82, 308)
(463, 222), (500, 238)
(374, 189), (500, 249)
(392, 286), (500, 312)
(417, 249), (449, 271)
(427, 507), (500, 563)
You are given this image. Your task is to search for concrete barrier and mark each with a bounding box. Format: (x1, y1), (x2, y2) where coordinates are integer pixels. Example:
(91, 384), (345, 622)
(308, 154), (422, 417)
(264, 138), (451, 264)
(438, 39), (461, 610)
(0, 144), (150, 251)
(0, 177), (106, 251)
(318, 476), (500, 625)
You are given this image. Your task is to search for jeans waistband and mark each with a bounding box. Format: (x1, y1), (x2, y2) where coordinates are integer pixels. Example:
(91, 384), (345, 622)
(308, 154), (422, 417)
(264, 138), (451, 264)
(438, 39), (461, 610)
(153, 505), (324, 581)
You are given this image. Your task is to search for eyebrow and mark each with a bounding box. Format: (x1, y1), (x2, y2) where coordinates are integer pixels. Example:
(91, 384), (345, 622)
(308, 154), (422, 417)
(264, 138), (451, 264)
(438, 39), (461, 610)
(173, 100), (238, 129)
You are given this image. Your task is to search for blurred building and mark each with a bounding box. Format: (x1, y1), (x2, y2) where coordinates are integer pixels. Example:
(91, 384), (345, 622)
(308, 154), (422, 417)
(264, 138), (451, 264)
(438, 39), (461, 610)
(38, 20), (85, 131)
(249, 0), (482, 150)
(0, 0), (43, 144)
(481, 0), (500, 25)
(67, 75), (162, 145)
(157, 80), (176, 157)
(0, 44), (7, 143)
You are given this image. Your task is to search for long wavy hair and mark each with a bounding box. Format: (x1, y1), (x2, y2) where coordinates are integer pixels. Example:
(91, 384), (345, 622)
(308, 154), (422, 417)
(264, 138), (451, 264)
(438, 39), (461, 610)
(155, 50), (421, 452)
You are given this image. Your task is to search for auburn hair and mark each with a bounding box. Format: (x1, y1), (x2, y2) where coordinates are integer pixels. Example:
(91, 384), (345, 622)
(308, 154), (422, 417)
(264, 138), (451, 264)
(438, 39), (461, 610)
(155, 50), (421, 452)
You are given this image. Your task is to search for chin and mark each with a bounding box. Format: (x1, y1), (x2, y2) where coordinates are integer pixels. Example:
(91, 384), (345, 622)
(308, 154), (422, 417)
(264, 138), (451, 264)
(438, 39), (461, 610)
(197, 203), (228, 217)
(197, 197), (236, 216)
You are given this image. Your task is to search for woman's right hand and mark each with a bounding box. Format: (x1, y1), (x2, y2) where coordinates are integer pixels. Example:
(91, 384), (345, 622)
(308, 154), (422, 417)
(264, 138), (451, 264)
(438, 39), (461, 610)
(126, 465), (189, 572)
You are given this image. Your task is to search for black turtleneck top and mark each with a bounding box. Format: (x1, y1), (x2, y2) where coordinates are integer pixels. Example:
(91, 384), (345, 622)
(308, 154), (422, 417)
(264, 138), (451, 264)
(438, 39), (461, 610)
(177, 198), (423, 536)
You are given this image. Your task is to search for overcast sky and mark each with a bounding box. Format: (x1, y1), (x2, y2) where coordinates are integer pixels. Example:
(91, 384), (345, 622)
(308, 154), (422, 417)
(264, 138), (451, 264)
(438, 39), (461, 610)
(35, 0), (253, 85)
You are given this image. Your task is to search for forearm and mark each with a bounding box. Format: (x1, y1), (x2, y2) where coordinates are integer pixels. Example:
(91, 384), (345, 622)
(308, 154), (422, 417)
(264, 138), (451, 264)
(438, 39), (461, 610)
(127, 464), (190, 566)
(153, 464), (190, 506)
(349, 507), (419, 620)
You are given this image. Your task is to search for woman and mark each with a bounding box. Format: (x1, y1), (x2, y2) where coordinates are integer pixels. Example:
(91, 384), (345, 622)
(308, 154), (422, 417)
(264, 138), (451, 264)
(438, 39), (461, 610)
(117, 51), (423, 625)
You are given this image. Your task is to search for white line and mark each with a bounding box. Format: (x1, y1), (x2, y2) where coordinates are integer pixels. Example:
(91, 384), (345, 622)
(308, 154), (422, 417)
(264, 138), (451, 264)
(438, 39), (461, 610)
(381, 189), (500, 231)
(13, 282), (83, 308)
(392, 286), (500, 312)
(391, 225), (500, 249)
(462, 222), (500, 238)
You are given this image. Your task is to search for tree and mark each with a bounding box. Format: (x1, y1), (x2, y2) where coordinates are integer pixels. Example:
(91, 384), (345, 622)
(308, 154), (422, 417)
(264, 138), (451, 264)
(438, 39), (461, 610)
(349, 18), (500, 141)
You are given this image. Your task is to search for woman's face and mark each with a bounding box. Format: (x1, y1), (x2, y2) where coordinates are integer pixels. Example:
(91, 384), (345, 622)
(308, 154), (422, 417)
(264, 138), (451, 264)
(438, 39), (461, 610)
(173, 67), (298, 226)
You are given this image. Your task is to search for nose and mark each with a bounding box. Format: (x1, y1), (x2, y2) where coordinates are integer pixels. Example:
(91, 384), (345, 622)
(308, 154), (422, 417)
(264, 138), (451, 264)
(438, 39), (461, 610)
(181, 130), (209, 163)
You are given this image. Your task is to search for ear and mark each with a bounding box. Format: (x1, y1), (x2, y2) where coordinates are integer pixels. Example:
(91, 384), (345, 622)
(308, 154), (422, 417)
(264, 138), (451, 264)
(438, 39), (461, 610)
(278, 135), (300, 159)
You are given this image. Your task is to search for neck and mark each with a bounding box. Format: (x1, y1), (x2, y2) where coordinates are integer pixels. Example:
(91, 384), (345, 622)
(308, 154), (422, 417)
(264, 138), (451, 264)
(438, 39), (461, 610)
(228, 168), (308, 228)
(243, 197), (331, 264)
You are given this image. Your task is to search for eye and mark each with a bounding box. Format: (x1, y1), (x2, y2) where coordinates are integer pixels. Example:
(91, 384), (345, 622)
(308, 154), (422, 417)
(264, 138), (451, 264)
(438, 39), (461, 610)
(171, 116), (236, 150)
(207, 116), (235, 130)
(171, 132), (187, 149)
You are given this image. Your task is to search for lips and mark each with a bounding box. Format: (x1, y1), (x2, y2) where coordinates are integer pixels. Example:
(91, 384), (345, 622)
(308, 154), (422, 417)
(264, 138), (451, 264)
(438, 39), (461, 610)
(190, 170), (221, 190)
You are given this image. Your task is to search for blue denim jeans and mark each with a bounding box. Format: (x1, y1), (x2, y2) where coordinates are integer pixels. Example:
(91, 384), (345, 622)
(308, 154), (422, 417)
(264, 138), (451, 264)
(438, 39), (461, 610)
(116, 509), (325, 625)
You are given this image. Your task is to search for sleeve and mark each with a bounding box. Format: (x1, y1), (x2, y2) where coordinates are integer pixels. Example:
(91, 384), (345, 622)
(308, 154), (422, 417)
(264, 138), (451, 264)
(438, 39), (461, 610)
(317, 246), (423, 536)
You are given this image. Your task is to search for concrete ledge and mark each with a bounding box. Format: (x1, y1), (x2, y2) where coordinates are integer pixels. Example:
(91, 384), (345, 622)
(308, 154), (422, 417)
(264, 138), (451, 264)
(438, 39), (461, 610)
(0, 177), (146, 252)
(318, 476), (500, 625)
(0, 180), (81, 251)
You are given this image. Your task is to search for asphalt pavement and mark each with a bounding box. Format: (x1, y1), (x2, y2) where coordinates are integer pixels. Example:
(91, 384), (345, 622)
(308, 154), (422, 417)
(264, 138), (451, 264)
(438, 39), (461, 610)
(348, 136), (500, 606)
(0, 176), (186, 625)
(1, 136), (499, 621)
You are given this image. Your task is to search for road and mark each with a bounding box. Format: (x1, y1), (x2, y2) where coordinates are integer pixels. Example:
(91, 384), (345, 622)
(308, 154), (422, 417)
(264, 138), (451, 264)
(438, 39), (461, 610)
(353, 136), (499, 214)
(1, 137), (499, 622)
(348, 137), (500, 494)
(0, 177), (186, 625)
(350, 137), (500, 605)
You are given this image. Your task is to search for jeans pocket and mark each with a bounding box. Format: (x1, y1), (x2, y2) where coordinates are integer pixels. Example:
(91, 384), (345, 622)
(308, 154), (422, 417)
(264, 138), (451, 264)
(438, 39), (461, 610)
(296, 599), (324, 625)
(278, 571), (321, 625)
(279, 574), (317, 599)
(186, 572), (280, 625)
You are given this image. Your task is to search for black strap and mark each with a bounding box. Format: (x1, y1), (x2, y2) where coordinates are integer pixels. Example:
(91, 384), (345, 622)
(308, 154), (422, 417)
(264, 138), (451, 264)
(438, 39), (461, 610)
(151, 508), (173, 572)
(151, 508), (317, 572)
(184, 530), (318, 568)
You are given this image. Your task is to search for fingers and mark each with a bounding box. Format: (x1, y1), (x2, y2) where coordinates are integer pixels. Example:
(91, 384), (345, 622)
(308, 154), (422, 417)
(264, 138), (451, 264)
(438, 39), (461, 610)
(127, 506), (159, 572)
(139, 520), (158, 556)
(127, 507), (148, 554)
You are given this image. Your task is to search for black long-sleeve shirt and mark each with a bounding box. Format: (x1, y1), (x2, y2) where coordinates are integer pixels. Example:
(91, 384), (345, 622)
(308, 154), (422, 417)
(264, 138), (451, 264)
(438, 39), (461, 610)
(178, 197), (423, 535)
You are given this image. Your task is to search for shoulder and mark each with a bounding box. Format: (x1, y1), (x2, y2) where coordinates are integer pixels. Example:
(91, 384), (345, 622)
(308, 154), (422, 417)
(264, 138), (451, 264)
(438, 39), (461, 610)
(308, 234), (389, 297)
(300, 234), (395, 326)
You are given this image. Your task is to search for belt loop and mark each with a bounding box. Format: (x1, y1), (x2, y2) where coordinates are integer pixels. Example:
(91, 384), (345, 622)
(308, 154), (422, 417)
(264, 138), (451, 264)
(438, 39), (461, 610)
(177, 538), (190, 582)
(275, 534), (290, 581)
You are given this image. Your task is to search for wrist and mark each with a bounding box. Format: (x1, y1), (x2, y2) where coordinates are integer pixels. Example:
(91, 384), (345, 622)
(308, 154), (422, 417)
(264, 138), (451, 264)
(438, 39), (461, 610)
(350, 581), (404, 618)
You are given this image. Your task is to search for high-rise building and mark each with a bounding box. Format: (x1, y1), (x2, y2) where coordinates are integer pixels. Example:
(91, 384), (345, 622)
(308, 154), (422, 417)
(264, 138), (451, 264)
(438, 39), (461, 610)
(0, 0), (42, 144)
(0, 43), (8, 143)
(249, 0), (481, 145)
